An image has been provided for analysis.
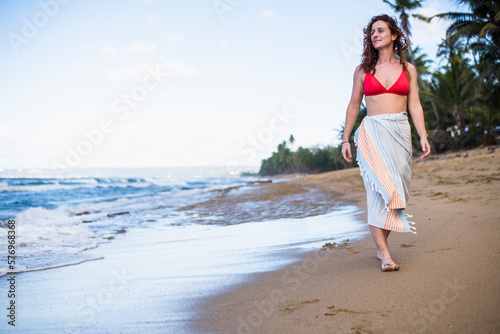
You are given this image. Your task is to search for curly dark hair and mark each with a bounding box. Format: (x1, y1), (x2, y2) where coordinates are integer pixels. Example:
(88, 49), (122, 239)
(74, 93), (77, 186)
(361, 14), (410, 78)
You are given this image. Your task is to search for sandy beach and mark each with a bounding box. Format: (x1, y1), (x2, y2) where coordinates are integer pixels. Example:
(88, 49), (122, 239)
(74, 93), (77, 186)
(0, 168), (368, 333)
(195, 146), (500, 334)
(1, 147), (498, 334)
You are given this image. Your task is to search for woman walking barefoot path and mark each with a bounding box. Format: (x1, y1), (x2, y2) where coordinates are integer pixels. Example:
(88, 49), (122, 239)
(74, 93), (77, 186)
(341, 14), (430, 272)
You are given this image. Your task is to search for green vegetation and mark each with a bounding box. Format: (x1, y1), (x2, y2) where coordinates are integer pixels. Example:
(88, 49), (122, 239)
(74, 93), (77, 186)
(428, 0), (500, 151)
(259, 106), (367, 175)
(259, 0), (499, 175)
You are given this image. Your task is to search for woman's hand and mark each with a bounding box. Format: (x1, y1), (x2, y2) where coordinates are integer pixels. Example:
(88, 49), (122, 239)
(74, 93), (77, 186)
(420, 137), (431, 159)
(342, 142), (353, 163)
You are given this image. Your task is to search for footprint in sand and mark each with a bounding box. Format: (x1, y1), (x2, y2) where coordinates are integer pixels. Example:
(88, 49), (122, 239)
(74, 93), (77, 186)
(324, 305), (389, 317)
(281, 299), (320, 314)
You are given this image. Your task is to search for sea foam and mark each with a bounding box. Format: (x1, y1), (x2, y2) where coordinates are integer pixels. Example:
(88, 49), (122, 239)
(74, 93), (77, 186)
(0, 206), (101, 274)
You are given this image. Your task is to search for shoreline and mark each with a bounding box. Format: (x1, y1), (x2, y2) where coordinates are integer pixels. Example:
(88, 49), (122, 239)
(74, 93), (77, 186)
(194, 147), (500, 333)
(0, 170), (367, 333)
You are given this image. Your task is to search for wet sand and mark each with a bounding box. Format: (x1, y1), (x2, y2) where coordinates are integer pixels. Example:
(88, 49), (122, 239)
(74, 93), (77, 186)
(195, 147), (500, 334)
(0, 172), (367, 333)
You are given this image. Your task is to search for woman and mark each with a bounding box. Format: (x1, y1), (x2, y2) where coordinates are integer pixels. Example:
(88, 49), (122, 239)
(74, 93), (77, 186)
(341, 14), (431, 272)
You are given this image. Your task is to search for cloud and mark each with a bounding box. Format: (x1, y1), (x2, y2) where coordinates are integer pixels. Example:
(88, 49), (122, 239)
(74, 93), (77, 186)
(411, 1), (450, 46)
(106, 61), (198, 81)
(100, 45), (115, 57)
(146, 14), (161, 23)
(0, 125), (14, 140)
(123, 41), (156, 54)
(218, 40), (230, 48)
(165, 33), (184, 43)
(161, 61), (198, 77)
(259, 10), (274, 18)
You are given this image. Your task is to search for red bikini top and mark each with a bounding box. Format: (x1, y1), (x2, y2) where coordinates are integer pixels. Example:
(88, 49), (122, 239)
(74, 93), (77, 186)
(364, 68), (409, 96)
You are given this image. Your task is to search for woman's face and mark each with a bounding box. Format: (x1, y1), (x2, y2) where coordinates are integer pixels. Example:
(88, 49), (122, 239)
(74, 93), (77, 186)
(370, 20), (396, 50)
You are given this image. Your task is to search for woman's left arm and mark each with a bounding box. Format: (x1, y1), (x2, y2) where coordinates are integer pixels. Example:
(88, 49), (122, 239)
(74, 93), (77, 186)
(407, 63), (431, 159)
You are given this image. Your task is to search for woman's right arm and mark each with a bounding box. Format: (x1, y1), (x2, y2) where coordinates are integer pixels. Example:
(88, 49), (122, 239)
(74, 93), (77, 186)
(341, 65), (365, 163)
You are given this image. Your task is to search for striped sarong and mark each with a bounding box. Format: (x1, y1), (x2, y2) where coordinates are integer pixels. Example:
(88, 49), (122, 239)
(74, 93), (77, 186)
(354, 112), (416, 233)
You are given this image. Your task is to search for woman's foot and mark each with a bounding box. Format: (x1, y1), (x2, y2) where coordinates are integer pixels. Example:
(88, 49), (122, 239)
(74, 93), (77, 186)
(371, 227), (399, 272)
(381, 262), (400, 272)
(378, 251), (400, 271)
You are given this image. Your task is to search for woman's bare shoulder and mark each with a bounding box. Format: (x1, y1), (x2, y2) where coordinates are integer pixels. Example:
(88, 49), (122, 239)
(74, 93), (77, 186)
(406, 62), (417, 73)
(354, 64), (365, 73)
(354, 65), (366, 78)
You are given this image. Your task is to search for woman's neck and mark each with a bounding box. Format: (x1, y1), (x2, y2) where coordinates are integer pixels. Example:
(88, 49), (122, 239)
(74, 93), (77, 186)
(376, 47), (398, 66)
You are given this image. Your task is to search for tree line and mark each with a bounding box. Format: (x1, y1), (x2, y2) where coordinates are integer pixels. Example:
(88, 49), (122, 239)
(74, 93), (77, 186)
(260, 0), (499, 176)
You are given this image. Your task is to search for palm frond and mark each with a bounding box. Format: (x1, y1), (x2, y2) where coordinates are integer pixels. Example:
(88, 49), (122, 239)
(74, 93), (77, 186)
(382, 0), (396, 9)
(431, 12), (472, 22)
(447, 19), (483, 42)
(480, 22), (500, 37)
(412, 13), (431, 23)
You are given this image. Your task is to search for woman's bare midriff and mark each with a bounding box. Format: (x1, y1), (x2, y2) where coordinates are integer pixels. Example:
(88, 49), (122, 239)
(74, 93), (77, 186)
(365, 94), (407, 116)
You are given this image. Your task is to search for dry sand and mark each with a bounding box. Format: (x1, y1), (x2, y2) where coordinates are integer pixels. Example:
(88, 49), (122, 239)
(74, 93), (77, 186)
(195, 147), (500, 334)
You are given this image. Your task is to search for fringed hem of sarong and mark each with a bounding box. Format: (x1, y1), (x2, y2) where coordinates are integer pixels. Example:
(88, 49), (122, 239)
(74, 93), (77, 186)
(354, 127), (416, 234)
(357, 160), (416, 234)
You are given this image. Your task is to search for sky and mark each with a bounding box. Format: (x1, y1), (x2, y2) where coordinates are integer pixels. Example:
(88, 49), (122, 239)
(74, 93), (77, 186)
(0, 0), (458, 170)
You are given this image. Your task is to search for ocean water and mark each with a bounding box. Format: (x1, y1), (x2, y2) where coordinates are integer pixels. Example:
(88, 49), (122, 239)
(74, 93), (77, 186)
(0, 166), (369, 333)
(0, 166), (263, 275)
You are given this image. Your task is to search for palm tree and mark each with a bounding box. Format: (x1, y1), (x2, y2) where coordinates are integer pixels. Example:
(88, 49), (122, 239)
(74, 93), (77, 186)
(436, 35), (464, 64)
(337, 104), (367, 143)
(432, 1), (500, 91)
(411, 46), (434, 72)
(384, 0), (443, 134)
(471, 37), (500, 144)
(383, 0), (423, 37)
(435, 1), (500, 93)
(432, 0), (500, 49)
(405, 46), (446, 150)
(430, 50), (477, 141)
(432, 1), (500, 146)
